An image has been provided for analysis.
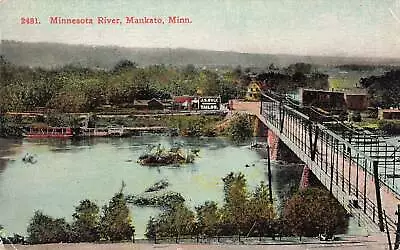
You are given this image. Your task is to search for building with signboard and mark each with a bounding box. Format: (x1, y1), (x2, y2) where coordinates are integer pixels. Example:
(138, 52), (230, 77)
(198, 96), (221, 110)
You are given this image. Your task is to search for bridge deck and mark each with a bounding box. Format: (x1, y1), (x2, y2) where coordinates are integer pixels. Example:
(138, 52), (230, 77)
(232, 95), (400, 237)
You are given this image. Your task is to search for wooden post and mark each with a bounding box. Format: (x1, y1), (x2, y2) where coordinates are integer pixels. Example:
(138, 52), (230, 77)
(309, 122), (313, 157)
(311, 126), (319, 161)
(266, 144), (273, 204)
(374, 161), (385, 232)
(330, 157), (334, 195)
(348, 147), (352, 194)
(394, 204), (400, 250)
(279, 103), (285, 134)
(336, 140), (339, 185)
(364, 161), (368, 213)
(342, 144), (345, 191)
(384, 210), (393, 250)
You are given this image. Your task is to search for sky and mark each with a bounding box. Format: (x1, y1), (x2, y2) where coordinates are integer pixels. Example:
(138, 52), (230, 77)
(1, 0), (400, 58)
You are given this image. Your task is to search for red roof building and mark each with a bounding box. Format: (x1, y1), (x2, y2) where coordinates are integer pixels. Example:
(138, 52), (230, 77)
(173, 96), (195, 110)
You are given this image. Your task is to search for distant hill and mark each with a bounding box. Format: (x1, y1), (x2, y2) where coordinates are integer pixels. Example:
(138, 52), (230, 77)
(2, 40), (400, 69)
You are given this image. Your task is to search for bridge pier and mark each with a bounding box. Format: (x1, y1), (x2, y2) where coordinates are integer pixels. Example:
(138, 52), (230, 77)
(299, 165), (311, 189)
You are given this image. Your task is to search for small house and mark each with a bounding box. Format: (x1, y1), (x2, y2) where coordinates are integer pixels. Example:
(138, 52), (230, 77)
(300, 88), (346, 112)
(132, 100), (149, 110)
(133, 99), (165, 110)
(378, 109), (400, 120)
(245, 81), (262, 101)
(173, 96), (194, 110)
(147, 99), (165, 110)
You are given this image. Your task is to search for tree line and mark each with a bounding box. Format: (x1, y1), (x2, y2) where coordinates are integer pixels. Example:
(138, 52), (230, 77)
(25, 183), (134, 244)
(1, 172), (347, 245)
(360, 70), (400, 108)
(144, 172), (347, 243)
(1, 56), (328, 114)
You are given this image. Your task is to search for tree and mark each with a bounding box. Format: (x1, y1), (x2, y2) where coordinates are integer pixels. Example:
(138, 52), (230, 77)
(195, 201), (219, 237)
(287, 63), (312, 75)
(27, 211), (71, 244)
(360, 70), (400, 108)
(248, 181), (275, 237)
(221, 172), (250, 237)
(283, 188), (348, 239)
(228, 113), (253, 143)
(156, 203), (195, 243)
(113, 60), (137, 72)
(100, 186), (134, 241)
(71, 199), (100, 242)
(144, 216), (159, 242)
(0, 116), (23, 138)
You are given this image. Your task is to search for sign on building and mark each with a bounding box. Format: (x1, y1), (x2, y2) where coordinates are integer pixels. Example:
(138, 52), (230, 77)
(199, 96), (221, 110)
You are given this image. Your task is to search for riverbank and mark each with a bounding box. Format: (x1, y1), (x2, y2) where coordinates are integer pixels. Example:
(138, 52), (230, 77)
(0, 113), (228, 138)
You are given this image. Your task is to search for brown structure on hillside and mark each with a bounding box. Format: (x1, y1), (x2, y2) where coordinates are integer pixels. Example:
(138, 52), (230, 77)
(378, 109), (400, 120)
(300, 88), (346, 112)
(345, 94), (369, 111)
(133, 99), (166, 110)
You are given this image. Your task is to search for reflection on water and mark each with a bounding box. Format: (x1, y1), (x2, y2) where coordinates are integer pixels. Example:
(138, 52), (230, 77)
(0, 138), (23, 173)
(0, 136), (301, 238)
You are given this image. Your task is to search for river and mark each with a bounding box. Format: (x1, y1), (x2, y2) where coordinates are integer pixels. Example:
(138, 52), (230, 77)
(0, 136), (362, 238)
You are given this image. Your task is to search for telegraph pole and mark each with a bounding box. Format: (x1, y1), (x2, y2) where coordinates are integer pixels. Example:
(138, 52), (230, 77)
(266, 143), (273, 204)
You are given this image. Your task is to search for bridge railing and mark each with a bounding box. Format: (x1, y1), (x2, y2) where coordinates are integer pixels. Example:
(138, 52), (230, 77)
(260, 90), (399, 231)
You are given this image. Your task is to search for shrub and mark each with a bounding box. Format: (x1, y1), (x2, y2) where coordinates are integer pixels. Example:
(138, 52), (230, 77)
(227, 113), (253, 143)
(27, 211), (71, 244)
(71, 199), (100, 242)
(283, 188), (348, 238)
(100, 191), (134, 241)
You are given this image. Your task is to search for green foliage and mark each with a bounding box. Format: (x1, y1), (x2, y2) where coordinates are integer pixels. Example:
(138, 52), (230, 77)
(0, 116), (24, 137)
(220, 172), (250, 234)
(219, 173), (275, 236)
(350, 112), (362, 122)
(26, 184), (136, 244)
(378, 120), (400, 135)
(195, 201), (219, 237)
(144, 217), (158, 240)
(0, 60), (242, 113)
(44, 113), (81, 127)
(287, 63), (313, 75)
(146, 203), (195, 241)
(166, 115), (222, 137)
(127, 191), (185, 208)
(1, 233), (26, 245)
(27, 211), (71, 244)
(247, 181), (275, 236)
(71, 199), (100, 242)
(360, 70), (400, 107)
(100, 190), (134, 241)
(113, 60), (137, 72)
(227, 113), (254, 143)
(283, 188), (347, 237)
(256, 71), (328, 92)
(145, 172), (276, 239)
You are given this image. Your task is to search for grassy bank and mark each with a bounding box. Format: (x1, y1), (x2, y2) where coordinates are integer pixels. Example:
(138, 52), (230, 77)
(355, 119), (400, 135)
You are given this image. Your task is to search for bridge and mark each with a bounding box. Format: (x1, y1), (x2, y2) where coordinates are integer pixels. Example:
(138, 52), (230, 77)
(236, 90), (400, 247)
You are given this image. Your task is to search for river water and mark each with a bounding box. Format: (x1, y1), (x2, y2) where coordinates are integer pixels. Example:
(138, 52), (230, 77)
(0, 136), (361, 238)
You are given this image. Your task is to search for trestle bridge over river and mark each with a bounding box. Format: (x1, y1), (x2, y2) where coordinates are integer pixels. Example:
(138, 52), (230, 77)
(236, 90), (400, 249)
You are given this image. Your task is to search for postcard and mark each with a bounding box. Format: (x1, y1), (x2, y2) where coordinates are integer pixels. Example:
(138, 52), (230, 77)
(1, 0), (400, 249)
